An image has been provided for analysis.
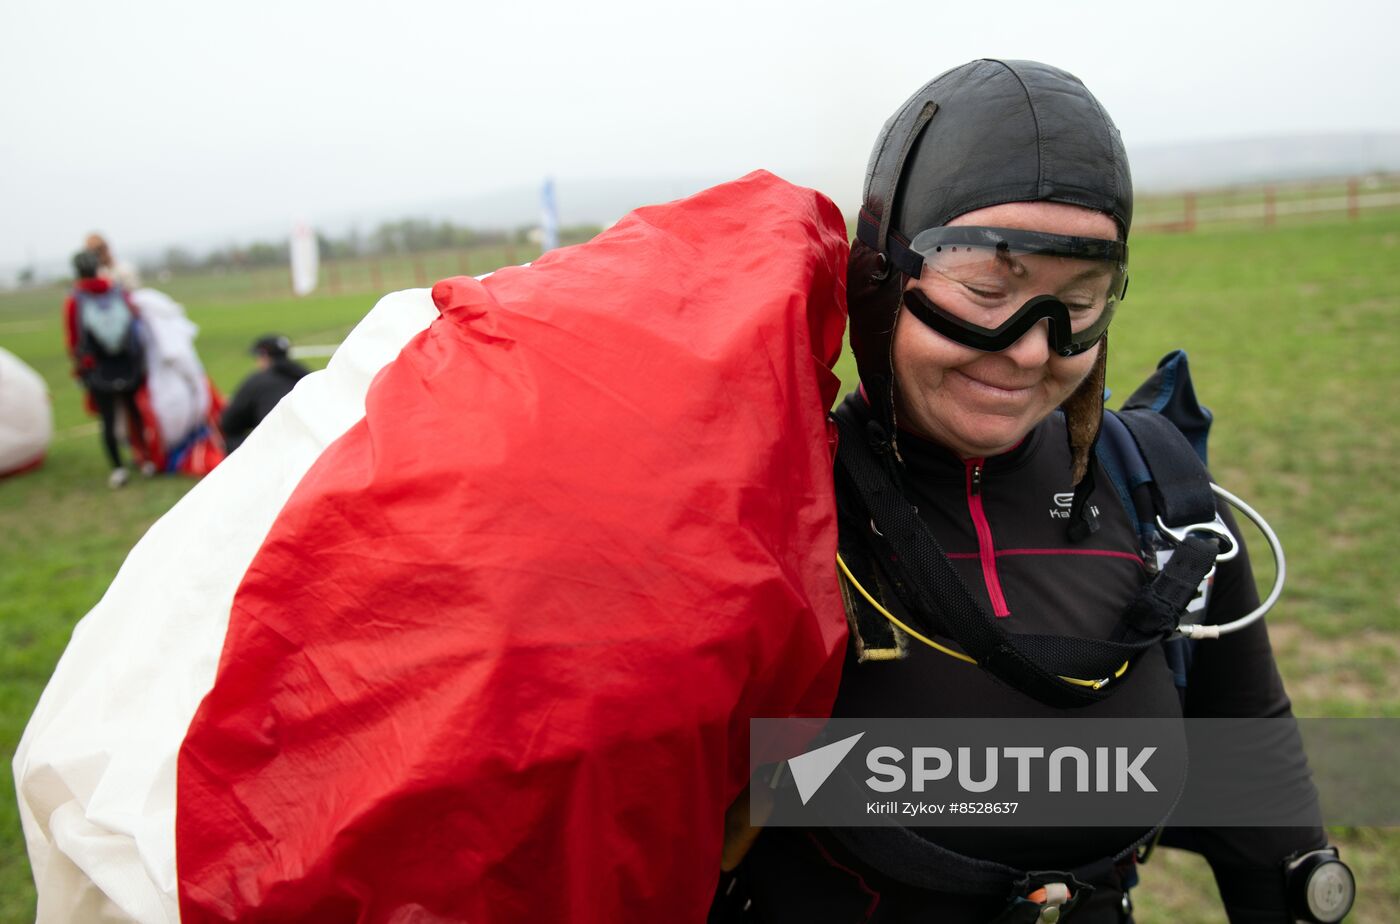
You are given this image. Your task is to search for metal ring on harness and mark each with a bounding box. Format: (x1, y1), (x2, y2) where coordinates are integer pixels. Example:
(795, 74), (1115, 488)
(1176, 483), (1287, 641)
(1154, 513), (1238, 563)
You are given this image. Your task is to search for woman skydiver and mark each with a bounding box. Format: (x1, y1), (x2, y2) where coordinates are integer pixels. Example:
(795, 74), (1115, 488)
(715, 59), (1351, 924)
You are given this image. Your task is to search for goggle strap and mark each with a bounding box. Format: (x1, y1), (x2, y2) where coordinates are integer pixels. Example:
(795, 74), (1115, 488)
(858, 211), (927, 280)
(886, 231), (925, 279)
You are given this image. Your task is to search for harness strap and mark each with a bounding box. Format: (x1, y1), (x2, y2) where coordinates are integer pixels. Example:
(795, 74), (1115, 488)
(1114, 409), (1215, 528)
(835, 506), (905, 660)
(1115, 534), (1219, 643)
(829, 824), (1028, 895)
(1096, 411), (1154, 544)
(1092, 408), (1226, 652)
(826, 822), (1151, 900)
(833, 409), (1107, 708)
(833, 406), (1216, 706)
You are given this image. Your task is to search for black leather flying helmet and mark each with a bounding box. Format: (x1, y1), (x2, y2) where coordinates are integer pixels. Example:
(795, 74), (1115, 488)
(849, 61), (1132, 458)
(856, 58), (1133, 271)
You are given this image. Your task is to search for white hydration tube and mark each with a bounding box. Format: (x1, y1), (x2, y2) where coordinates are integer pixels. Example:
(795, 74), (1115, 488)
(1176, 483), (1286, 640)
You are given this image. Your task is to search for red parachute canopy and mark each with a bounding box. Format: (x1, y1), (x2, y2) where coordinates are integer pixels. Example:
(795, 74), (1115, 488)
(176, 171), (851, 922)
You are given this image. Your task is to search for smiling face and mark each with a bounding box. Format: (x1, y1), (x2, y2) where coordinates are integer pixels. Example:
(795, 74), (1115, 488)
(892, 201), (1120, 458)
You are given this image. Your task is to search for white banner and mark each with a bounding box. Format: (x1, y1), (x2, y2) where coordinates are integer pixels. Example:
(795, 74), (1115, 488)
(289, 222), (319, 296)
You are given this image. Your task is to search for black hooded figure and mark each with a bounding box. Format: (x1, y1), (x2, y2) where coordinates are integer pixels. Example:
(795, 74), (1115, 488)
(712, 61), (1344, 924)
(219, 334), (310, 452)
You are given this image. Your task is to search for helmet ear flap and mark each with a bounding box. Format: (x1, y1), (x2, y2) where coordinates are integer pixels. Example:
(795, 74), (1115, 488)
(1063, 335), (1109, 485)
(848, 240), (909, 438)
(848, 240), (903, 309)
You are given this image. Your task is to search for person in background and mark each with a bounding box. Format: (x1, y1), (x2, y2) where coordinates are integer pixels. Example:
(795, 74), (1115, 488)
(85, 232), (142, 292)
(220, 334), (310, 451)
(65, 249), (150, 488)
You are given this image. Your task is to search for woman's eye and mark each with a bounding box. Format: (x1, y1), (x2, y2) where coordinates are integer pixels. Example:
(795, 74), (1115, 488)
(961, 283), (1004, 299)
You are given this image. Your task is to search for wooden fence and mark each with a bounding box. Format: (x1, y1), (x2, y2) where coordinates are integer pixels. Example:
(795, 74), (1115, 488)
(1135, 173), (1400, 233)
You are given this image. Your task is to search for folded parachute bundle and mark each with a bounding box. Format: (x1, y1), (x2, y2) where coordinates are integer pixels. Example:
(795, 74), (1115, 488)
(129, 288), (226, 475)
(16, 170), (850, 923)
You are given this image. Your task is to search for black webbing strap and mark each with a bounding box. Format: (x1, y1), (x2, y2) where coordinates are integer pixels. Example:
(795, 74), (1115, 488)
(836, 515), (902, 656)
(834, 410), (1116, 707)
(884, 229), (925, 279)
(829, 824), (1031, 895)
(1115, 409), (1215, 527)
(1102, 409), (1223, 643)
(1065, 457), (1101, 541)
(856, 208), (925, 279)
(832, 406), (1219, 707)
(1116, 534), (1219, 642)
(827, 821), (1149, 898)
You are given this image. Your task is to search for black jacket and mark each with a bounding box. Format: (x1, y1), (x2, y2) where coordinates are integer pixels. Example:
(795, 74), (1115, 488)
(220, 358), (309, 451)
(733, 394), (1324, 923)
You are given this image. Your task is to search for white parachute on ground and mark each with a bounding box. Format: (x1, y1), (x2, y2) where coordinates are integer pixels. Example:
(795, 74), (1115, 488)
(129, 288), (212, 451)
(0, 346), (52, 477)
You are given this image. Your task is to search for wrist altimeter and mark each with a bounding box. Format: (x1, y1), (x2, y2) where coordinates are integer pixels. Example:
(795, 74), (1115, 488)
(1286, 847), (1355, 923)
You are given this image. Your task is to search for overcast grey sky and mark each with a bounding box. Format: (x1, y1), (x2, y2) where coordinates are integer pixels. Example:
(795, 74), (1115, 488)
(2, 0), (1398, 274)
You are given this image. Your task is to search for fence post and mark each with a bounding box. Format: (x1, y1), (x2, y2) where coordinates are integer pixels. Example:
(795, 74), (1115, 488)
(1347, 177), (1360, 220)
(1183, 192), (1197, 232)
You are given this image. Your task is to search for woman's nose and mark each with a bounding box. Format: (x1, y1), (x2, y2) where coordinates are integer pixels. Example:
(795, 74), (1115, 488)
(1001, 318), (1053, 367)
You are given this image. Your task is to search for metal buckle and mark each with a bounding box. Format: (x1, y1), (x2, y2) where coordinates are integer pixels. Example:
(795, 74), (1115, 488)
(1154, 514), (1238, 562)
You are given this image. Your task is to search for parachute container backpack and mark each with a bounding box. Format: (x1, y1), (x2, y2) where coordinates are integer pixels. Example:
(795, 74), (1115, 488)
(15, 171), (851, 923)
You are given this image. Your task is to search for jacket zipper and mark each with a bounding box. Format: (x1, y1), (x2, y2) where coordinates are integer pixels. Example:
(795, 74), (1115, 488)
(966, 459), (1012, 618)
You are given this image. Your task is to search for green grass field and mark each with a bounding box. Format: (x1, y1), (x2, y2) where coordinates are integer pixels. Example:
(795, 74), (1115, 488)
(2, 214), (1398, 921)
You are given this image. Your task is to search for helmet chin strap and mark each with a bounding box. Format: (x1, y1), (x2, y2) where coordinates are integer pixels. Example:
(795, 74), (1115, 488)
(1064, 336), (1108, 485)
(1062, 337), (1109, 540)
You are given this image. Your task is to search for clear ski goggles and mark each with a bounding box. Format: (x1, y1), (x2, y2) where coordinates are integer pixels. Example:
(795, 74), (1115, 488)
(900, 226), (1129, 356)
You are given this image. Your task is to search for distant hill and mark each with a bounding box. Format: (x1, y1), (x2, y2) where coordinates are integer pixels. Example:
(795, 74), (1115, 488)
(371, 134), (1400, 229)
(389, 175), (728, 231)
(8, 133), (1400, 287)
(1129, 132), (1400, 192)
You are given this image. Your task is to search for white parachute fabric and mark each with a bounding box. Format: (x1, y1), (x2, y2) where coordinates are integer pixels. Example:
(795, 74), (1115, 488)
(129, 289), (211, 451)
(13, 289), (439, 923)
(0, 346), (52, 476)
